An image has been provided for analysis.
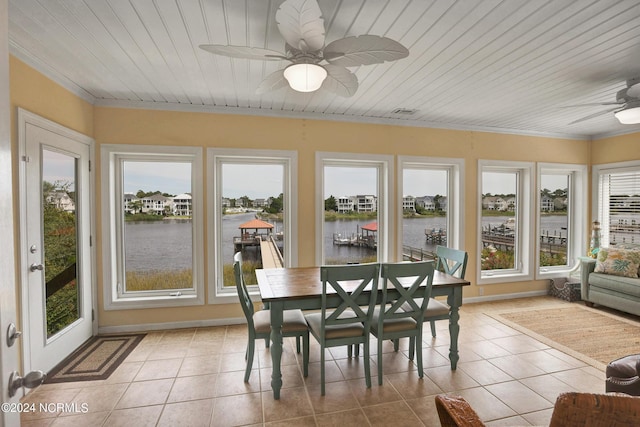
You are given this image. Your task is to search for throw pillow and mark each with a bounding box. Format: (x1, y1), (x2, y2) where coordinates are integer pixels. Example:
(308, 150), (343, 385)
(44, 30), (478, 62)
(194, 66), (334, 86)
(595, 247), (640, 278)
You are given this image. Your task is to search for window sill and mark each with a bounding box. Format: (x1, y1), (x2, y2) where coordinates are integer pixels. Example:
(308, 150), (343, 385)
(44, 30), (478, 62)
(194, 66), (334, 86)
(104, 293), (204, 311)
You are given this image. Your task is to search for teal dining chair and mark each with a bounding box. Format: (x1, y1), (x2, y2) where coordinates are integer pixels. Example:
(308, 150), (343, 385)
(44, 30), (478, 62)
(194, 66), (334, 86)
(400, 246), (468, 337)
(427, 246), (468, 337)
(233, 252), (309, 382)
(304, 263), (380, 395)
(371, 261), (434, 385)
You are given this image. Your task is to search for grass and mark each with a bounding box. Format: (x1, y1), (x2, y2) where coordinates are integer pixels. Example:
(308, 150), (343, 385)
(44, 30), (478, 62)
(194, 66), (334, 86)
(222, 259), (260, 286)
(126, 269), (192, 291)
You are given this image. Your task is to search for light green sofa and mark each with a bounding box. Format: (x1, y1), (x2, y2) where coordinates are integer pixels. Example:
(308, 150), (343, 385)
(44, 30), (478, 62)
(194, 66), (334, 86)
(581, 258), (640, 317)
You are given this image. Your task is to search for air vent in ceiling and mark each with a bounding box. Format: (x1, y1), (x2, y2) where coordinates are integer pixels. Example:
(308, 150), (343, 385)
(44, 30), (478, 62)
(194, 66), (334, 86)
(391, 108), (418, 115)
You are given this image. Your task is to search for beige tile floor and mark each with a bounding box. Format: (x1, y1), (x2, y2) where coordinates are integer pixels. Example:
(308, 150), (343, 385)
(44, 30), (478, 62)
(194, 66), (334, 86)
(20, 296), (611, 426)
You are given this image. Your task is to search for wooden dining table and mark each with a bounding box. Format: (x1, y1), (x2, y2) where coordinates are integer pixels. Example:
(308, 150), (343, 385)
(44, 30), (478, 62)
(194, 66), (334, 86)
(256, 266), (470, 399)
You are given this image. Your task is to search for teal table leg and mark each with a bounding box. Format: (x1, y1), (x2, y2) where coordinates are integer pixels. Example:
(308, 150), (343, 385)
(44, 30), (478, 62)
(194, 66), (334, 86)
(447, 288), (463, 370)
(270, 301), (284, 399)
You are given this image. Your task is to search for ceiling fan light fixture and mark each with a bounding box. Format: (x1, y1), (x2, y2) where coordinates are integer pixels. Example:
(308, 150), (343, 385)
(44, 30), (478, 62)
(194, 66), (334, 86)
(614, 106), (640, 124)
(283, 63), (327, 92)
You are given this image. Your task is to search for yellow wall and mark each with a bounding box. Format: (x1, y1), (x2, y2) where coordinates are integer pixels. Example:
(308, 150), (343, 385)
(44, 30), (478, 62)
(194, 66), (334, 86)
(93, 108), (592, 327)
(10, 55), (639, 330)
(591, 132), (640, 165)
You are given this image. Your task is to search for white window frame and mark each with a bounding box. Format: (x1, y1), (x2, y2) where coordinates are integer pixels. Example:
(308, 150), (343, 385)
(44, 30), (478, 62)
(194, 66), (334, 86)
(593, 160), (640, 248)
(316, 152), (394, 265)
(208, 148), (298, 304)
(101, 144), (204, 310)
(397, 156), (465, 258)
(536, 163), (587, 278)
(478, 160), (534, 284)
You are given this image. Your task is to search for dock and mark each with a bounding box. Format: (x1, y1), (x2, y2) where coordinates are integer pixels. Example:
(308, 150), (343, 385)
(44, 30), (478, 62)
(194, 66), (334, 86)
(260, 238), (284, 268)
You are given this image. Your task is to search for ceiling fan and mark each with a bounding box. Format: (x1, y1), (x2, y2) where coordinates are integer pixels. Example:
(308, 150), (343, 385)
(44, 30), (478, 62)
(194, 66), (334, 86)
(199, 0), (409, 97)
(567, 78), (640, 125)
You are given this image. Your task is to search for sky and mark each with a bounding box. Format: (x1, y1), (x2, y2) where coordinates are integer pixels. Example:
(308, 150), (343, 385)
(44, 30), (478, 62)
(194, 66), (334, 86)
(114, 160), (570, 199)
(43, 149), (75, 190)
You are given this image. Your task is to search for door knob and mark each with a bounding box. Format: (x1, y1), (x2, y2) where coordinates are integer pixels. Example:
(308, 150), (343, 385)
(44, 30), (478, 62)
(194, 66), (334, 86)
(8, 370), (46, 397)
(29, 263), (44, 272)
(6, 323), (22, 347)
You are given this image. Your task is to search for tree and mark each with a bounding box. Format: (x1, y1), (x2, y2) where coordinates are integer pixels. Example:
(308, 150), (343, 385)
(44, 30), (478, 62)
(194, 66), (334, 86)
(267, 193), (283, 213)
(325, 195), (337, 211)
(434, 194), (443, 211)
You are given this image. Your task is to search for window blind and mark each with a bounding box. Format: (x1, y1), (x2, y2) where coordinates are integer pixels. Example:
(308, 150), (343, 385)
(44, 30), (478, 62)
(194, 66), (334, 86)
(599, 170), (640, 246)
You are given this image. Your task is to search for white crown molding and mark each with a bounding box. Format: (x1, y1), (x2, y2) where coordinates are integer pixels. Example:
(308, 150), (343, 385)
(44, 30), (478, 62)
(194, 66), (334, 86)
(95, 98), (592, 141)
(9, 43), (96, 104)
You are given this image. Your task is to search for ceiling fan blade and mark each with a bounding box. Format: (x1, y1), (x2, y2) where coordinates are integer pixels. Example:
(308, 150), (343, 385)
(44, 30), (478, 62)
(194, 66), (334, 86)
(568, 106), (623, 125)
(275, 0), (325, 52)
(560, 101), (624, 107)
(324, 35), (409, 67)
(256, 69), (288, 94)
(321, 64), (358, 97)
(628, 82), (640, 98)
(199, 45), (286, 61)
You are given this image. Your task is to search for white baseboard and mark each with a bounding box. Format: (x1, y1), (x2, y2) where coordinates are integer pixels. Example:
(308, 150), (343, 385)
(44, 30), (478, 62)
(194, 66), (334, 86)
(463, 290), (548, 305)
(98, 316), (246, 335)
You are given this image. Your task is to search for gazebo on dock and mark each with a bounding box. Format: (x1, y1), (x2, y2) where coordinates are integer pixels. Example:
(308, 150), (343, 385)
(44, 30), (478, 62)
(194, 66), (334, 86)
(237, 219), (274, 242)
(360, 222), (377, 249)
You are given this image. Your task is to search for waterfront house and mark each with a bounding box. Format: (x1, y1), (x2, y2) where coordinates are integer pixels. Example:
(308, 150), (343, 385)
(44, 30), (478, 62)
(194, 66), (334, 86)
(123, 193), (140, 214)
(402, 195), (416, 212)
(172, 193), (192, 216)
(336, 196), (354, 213)
(416, 195), (436, 211)
(141, 193), (170, 215)
(354, 195), (377, 213)
(2, 2), (640, 425)
(45, 190), (75, 213)
(541, 195), (555, 212)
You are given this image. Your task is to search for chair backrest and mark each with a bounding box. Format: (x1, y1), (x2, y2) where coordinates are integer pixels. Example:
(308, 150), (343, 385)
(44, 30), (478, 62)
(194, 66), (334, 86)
(233, 252), (255, 325)
(380, 261), (435, 323)
(435, 246), (468, 279)
(320, 263), (380, 332)
(549, 392), (640, 427)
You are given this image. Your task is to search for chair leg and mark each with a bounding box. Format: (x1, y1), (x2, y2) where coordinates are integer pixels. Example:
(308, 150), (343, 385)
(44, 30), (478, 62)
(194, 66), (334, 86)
(415, 334), (423, 378)
(393, 338), (399, 352)
(363, 340), (372, 388)
(296, 336), (301, 354)
(355, 344), (360, 357)
(302, 332), (309, 377)
(245, 339), (255, 382)
(430, 320), (437, 338)
(347, 344), (353, 358)
(320, 347), (326, 396)
(377, 336), (384, 386)
(265, 338), (270, 348)
(408, 337), (415, 360)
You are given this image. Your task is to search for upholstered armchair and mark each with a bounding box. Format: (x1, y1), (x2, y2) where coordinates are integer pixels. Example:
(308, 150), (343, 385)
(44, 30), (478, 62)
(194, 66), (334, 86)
(606, 354), (640, 395)
(435, 392), (640, 427)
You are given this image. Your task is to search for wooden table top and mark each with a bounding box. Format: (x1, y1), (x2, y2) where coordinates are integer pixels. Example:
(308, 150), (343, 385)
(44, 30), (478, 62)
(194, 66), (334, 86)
(256, 267), (470, 302)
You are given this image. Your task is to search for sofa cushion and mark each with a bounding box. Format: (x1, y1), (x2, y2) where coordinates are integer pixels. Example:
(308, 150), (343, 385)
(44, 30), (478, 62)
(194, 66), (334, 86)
(589, 272), (640, 298)
(595, 247), (640, 278)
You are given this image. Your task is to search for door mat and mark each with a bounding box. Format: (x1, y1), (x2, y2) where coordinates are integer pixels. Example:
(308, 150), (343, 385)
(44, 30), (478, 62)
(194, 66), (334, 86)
(44, 334), (146, 383)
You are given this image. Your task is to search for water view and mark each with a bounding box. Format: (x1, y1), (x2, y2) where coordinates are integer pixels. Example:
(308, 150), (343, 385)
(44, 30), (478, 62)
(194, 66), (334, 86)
(123, 213), (571, 270)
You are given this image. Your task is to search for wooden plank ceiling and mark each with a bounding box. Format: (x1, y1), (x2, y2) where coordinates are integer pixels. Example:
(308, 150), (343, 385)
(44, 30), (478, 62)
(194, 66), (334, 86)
(8, 0), (640, 139)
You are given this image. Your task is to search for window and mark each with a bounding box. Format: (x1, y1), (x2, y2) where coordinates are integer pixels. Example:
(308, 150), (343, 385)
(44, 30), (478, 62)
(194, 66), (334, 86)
(594, 161), (640, 247)
(101, 145), (204, 309)
(478, 160), (533, 284)
(316, 152), (393, 265)
(537, 163), (587, 277)
(208, 149), (297, 304)
(398, 156), (464, 261)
